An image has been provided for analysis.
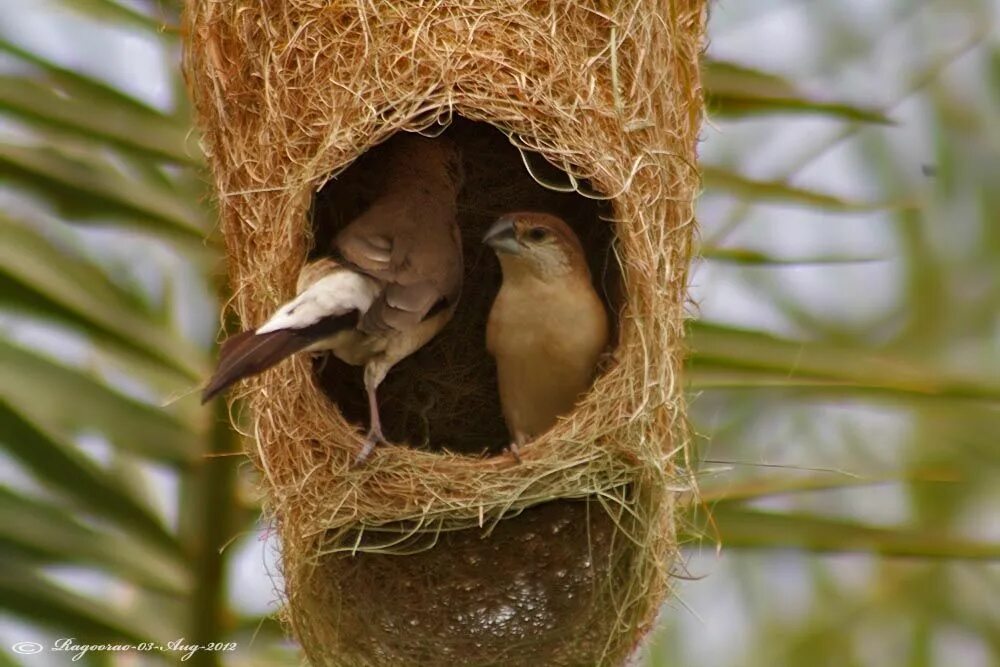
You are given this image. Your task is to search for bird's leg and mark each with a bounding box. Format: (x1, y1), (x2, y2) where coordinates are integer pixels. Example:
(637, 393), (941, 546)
(506, 431), (527, 463)
(315, 352), (331, 374)
(358, 386), (385, 460)
(596, 348), (617, 373)
(355, 363), (389, 464)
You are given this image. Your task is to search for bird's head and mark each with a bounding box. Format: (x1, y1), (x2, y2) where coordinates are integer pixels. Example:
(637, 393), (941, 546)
(483, 212), (590, 280)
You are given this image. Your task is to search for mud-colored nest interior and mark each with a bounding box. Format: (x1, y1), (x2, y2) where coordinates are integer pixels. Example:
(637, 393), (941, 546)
(308, 119), (621, 456)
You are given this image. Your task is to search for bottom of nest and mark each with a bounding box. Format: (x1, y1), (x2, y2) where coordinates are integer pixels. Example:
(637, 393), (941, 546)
(295, 498), (638, 667)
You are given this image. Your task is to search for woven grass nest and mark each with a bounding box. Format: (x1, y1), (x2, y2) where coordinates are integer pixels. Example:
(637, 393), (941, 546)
(183, 1), (705, 665)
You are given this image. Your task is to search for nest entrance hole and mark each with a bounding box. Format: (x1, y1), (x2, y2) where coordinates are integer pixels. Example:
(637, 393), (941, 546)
(309, 118), (621, 456)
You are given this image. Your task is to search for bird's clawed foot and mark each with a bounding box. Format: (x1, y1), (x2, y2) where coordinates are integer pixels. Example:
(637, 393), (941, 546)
(506, 441), (523, 464)
(596, 349), (617, 373)
(353, 427), (388, 467)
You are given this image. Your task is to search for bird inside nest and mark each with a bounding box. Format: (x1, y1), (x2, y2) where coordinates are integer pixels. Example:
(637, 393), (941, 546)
(201, 133), (464, 464)
(201, 130), (611, 465)
(483, 211), (610, 461)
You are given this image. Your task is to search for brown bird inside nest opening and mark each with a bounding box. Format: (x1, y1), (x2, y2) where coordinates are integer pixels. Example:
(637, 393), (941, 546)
(309, 118), (623, 457)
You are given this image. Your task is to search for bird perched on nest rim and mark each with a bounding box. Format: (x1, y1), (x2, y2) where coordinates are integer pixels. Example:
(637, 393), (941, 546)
(483, 211), (609, 461)
(202, 133), (465, 463)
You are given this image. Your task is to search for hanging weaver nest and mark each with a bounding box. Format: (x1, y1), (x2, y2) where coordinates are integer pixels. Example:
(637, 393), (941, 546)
(183, 0), (705, 665)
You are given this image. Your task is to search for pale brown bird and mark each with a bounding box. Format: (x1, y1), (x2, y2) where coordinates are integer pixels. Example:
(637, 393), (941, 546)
(202, 134), (464, 462)
(484, 212), (609, 459)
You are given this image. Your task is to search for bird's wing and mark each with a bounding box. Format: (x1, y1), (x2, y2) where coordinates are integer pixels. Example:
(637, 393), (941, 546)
(201, 311), (360, 403)
(353, 225), (462, 333)
(359, 280), (446, 332)
(334, 195), (462, 334)
(257, 267), (379, 334)
(331, 228), (394, 276)
(201, 261), (378, 403)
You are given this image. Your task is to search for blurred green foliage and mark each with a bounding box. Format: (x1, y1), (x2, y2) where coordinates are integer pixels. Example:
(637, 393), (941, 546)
(0, 1), (996, 666)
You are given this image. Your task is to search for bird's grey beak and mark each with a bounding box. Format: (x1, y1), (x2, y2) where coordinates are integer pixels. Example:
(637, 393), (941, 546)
(483, 218), (520, 254)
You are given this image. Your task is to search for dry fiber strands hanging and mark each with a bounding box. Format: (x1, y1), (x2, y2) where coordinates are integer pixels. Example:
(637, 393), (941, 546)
(183, 1), (705, 664)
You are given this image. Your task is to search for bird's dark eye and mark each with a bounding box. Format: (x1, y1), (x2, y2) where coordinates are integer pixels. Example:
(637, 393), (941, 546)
(527, 227), (549, 242)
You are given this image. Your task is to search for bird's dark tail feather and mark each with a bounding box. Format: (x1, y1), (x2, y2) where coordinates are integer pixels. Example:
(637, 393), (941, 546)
(200, 311), (360, 403)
